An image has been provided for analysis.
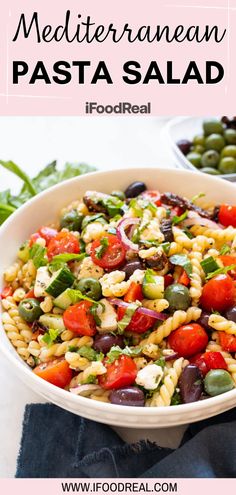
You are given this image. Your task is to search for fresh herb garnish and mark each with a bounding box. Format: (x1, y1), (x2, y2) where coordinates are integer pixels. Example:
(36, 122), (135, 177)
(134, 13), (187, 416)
(169, 254), (192, 277)
(154, 357), (166, 369)
(29, 243), (47, 268)
(95, 237), (109, 259)
(78, 346), (99, 362)
(183, 228), (194, 239)
(220, 244), (231, 255)
(81, 375), (97, 385)
(117, 302), (141, 334)
(171, 390), (182, 406)
(89, 302), (105, 326)
(190, 192), (205, 204)
(49, 253), (86, 271)
(106, 345), (142, 364)
(206, 264), (236, 280)
(81, 213), (107, 230)
(68, 345), (79, 352)
(172, 210), (188, 225)
(42, 328), (61, 346)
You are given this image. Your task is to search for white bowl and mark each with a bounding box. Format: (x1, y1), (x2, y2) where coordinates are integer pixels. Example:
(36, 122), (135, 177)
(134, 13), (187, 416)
(1, 167), (236, 428)
(165, 117), (236, 182)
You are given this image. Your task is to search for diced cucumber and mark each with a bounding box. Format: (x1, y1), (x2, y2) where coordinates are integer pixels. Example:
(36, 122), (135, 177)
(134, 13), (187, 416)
(46, 267), (75, 297)
(54, 288), (75, 310)
(39, 314), (65, 332)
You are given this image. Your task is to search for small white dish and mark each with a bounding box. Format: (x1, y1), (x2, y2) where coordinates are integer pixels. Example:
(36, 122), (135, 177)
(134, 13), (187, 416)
(1, 167), (236, 428)
(165, 116), (236, 182)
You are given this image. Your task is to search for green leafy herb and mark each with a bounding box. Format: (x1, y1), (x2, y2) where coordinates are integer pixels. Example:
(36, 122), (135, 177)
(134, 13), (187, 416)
(0, 160), (95, 225)
(102, 196), (124, 217)
(117, 302), (141, 334)
(106, 345), (142, 364)
(171, 391), (182, 406)
(200, 256), (220, 275)
(42, 328), (61, 346)
(49, 253), (86, 271)
(29, 243), (47, 268)
(66, 289), (96, 304)
(95, 237), (109, 259)
(190, 192), (205, 203)
(220, 244), (231, 255)
(89, 302), (105, 326)
(154, 357), (166, 369)
(161, 242), (171, 254)
(206, 264), (236, 280)
(78, 346), (99, 362)
(183, 228), (194, 239)
(81, 375), (97, 385)
(68, 345), (79, 352)
(172, 210), (188, 225)
(169, 254), (193, 277)
(81, 213), (107, 230)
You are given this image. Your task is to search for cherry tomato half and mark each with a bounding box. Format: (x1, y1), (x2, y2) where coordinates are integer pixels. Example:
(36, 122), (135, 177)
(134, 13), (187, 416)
(117, 307), (155, 334)
(38, 226), (58, 245)
(219, 332), (236, 352)
(99, 355), (137, 390)
(63, 301), (96, 337)
(219, 205), (236, 228)
(91, 234), (126, 269)
(47, 231), (80, 261)
(1, 286), (13, 299)
(33, 358), (73, 388)
(168, 323), (208, 358)
(200, 274), (235, 312)
(164, 274), (174, 288)
(190, 351), (227, 376)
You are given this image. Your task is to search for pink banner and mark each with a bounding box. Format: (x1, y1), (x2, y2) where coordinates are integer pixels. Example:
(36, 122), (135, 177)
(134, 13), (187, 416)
(0, 478), (235, 494)
(0, 0), (235, 115)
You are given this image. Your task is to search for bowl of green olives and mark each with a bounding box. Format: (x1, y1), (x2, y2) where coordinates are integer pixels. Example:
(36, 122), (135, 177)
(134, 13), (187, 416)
(167, 116), (236, 181)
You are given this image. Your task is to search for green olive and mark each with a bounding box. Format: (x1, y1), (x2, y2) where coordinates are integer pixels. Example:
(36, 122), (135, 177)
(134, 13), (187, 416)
(224, 128), (236, 145)
(193, 145), (205, 155)
(203, 119), (224, 136)
(164, 283), (190, 312)
(201, 167), (221, 175)
(218, 157), (236, 174)
(60, 210), (83, 232)
(221, 145), (236, 158)
(18, 298), (43, 323)
(186, 152), (202, 169)
(201, 150), (220, 168)
(204, 369), (234, 397)
(111, 190), (125, 200)
(205, 133), (225, 152)
(76, 278), (102, 301)
(193, 134), (205, 147)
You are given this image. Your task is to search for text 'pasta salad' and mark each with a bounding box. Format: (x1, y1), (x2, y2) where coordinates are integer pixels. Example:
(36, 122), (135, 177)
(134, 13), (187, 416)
(2, 181), (236, 407)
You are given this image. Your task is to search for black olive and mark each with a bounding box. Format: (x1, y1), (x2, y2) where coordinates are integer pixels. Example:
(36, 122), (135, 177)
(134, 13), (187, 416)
(225, 306), (236, 323)
(176, 139), (192, 156)
(124, 182), (147, 198)
(110, 387), (145, 406)
(122, 260), (144, 280)
(94, 334), (124, 354)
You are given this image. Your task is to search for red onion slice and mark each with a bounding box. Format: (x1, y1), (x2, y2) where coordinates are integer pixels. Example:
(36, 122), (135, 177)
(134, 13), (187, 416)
(182, 211), (222, 230)
(117, 217), (140, 251)
(109, 298), (168, 321)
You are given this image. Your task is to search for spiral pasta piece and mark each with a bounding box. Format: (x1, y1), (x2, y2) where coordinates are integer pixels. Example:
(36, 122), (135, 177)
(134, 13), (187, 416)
(173, 227), (192, 249)
(190, 225), (236, 244)
(149, 358), (184, 407)
(147, 307), (202, 345)
(142, 298), (169, 312)
(39, 335), (93, 362)
(208, 314), (236, 335)
(189, 251), (203, 306)
(1, 296), (32, 360)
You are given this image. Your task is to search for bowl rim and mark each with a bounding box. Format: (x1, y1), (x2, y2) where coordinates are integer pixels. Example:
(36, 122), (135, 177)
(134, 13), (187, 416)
(1, 166), (236, 417)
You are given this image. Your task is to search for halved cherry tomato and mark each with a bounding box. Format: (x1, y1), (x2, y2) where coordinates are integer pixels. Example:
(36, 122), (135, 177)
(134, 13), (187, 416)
(1, 286), (13, 299)
(168, 323), (208, 358)
(219, 332), (236, 352)
(219, 204), (236, 228)
(24, 288), (35, 299)
(164, 274), (174, 288)
(99, 355), (137, 390)
(219, 255), (236, 266)
(124, 282), (143, 303)
(47, 231), (80, 261)
(91, 234), (126, 269)
(117, 307), (155, 334)
(33, 358), (73, 388)
(63, 301), (96, 336)
(38, 226), (58, 245)
(178, 269), (190, 286)
(200, 274), (235, 312)
(141, 190), (161, 206)
(190, 351), (227, 376)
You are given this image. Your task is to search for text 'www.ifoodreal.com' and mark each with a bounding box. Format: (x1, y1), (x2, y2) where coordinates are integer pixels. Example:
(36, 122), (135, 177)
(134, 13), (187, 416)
(61, 481), (178, 494)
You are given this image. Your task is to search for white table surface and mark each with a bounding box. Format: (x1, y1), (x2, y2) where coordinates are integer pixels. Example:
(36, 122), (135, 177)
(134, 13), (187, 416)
(0, 116), (187, 478)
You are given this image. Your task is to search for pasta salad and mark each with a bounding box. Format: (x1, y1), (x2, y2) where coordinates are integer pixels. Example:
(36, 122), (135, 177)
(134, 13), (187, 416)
(2, 181), (236, 407)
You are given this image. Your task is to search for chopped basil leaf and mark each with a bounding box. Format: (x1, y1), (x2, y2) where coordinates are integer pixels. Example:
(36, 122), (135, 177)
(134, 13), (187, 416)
(66, 288), (96, 304)
(106, 345), (142, 364)
(169, 254), (192, 276)
(89, 302), (105, 326)
(78, 346), (98, 362)
(206, 264), (236, 280)
(81, 214), (107, 230)
(190, 192), (205, 204)
(171, 390), (182, 405)
(117, 302), (141, 334)
(172, 210), (188, 225)
(183, 228), (194, 239)
(29, 243), (47, 269)
(220, 244), (231, 255)
(42, 328), (61, 346)
(49, 253), (86, 271)
(154, 357), (166, 369)
(95, 237), (109, 259)
(68, 345), (79, 352)
(161, 242), (171, 254)
(82, 375), (97, 385)
(200, 256), (220, 275)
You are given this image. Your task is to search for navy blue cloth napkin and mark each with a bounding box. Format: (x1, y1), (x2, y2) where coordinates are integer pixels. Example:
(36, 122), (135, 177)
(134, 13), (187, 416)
(16, 403), (236, 478)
